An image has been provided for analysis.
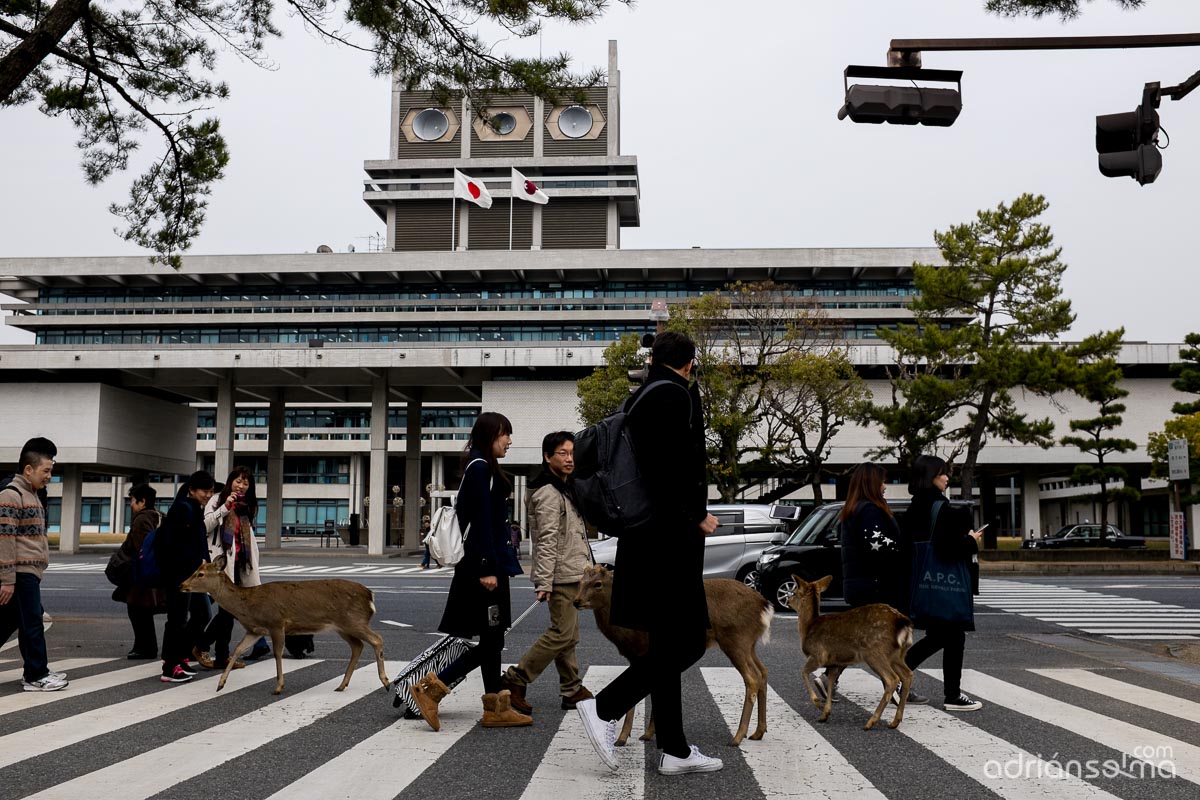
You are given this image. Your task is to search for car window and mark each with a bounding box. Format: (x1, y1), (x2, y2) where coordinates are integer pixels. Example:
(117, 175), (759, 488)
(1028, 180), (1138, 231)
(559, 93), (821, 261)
(710, 511), (742, 537)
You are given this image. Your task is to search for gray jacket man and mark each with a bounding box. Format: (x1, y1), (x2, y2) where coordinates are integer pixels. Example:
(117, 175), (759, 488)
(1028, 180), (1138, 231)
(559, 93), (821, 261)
(501, 431), (593, 714)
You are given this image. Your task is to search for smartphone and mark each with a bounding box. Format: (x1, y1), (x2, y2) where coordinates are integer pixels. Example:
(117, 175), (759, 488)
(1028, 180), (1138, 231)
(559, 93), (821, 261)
(976, 523), (989, 532)
(487, 605), (501, 627)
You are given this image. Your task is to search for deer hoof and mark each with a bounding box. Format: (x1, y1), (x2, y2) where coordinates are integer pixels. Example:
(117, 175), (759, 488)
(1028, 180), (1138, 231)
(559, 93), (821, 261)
(727, 737), (743, 747)
(335, 686), (345, 692)
(818, 712), (831, 723)
(863, 719), (878, 731)
(749, 731), (765, 741)
(888, 718), (902, 729)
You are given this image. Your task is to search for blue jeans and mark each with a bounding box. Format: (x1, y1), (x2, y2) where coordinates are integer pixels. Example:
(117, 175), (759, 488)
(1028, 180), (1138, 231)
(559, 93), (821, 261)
(0, 572), (50, 683)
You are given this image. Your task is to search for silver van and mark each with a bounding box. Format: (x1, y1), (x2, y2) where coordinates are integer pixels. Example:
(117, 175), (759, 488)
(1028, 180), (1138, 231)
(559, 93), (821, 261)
(589, 504), (790, 585)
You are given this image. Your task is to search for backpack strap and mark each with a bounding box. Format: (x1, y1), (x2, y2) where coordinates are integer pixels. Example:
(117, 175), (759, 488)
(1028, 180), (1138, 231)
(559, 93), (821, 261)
(930, 500), (946, 540)
(624, 379), (691, 416)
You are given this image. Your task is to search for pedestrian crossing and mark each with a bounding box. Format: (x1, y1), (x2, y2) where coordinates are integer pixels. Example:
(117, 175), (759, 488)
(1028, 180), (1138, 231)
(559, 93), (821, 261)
(44, 563), (456, 577)
(977, 579), (1200, 640)
(2, 655), (1195, 799)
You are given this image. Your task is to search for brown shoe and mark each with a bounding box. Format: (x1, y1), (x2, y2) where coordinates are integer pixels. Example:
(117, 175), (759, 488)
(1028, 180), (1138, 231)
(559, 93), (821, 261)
(410, 672), (450, 732)
(561, 686), (594, 710)
(215, 658), (246, 670)
(481, 690), (533, 728)
(191, 648), (215, 670)
(500, 676), (533, 715)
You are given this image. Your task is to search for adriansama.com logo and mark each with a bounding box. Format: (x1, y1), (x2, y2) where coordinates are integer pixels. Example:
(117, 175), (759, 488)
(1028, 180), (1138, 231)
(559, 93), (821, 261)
(983, 747), (1176, 781)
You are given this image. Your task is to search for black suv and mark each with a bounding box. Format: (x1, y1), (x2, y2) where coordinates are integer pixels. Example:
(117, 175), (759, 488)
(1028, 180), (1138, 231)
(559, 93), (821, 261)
(754, 499), (974, 611)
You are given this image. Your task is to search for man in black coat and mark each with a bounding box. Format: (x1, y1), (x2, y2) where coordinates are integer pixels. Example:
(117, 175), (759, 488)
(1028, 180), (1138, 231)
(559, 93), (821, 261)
(576, 332), (724, 776)
(155, 471), (215, 684)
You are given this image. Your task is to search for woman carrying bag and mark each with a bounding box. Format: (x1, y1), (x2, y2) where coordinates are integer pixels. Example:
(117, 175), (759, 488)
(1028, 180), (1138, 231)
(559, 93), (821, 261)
(110, 483), (166, 659)
(903, 454), (985, 712)
(410, 411), (532, 730)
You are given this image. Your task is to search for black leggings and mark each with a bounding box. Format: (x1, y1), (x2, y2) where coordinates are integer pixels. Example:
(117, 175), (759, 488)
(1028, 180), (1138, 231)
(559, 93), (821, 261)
(906, 627), (966, 700)
(438, 625), (505, 694)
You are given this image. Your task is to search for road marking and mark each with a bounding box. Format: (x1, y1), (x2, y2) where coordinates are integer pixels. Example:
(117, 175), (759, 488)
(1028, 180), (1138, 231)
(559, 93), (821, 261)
(1029, 668), (1200, 725)
(926, 669), (1200, 785)
(0, 657), (110, 686)
(519, 665), (645, 800)
(0, 661), (163, 716)
(23, 661), (404, 800)
(0, 659), (321, 769)
(704, 667), (883, 799)
(838, 669), (1125, 799)
(382, 620), (413, 628)
(262, 671), (484, 800)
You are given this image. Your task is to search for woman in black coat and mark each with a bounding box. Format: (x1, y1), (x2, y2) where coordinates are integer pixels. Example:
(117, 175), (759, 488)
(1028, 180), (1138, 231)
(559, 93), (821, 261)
(840, 462), (909, 612)
(903, 454), (985, 712)
(112, 483), (166, 659)
(155, 471), (215, 683)
(411, 412), (531, 730)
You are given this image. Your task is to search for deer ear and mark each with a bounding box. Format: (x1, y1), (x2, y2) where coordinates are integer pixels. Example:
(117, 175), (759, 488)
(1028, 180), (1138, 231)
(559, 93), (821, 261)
(815, 575), (833, 593)
(213, 554), (228, 571)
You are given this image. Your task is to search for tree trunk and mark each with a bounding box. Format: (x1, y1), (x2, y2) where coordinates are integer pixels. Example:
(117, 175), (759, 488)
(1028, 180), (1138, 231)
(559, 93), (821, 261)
(810, 474), (824, 505)
(1097, 454), (1108, 534)
(959, 390), (994, 501)
(0, 0), (91, 102)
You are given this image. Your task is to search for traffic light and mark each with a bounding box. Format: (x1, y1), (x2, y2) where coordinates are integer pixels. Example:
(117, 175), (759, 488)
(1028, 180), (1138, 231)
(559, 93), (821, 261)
(839, 66), (963, 127)
(1095, 88), (1162, 186)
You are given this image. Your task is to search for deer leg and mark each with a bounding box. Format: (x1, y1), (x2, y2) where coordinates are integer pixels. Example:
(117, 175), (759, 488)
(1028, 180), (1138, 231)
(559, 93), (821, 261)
(335, 632), (365, 692)
(820, 666), (843, 723)
(801, 656), (822, 710)
(358, 627), (389, 689)
(862, 655), (897, 730)
(890, 660), (914, 729)
(723, 649), (759, 747)
(640, 709), (655, 742)
(217, 632), (259, 692)
(749, 650), (768, 741)
(270, 629), (286, 695)
(615, 708), (634, 747)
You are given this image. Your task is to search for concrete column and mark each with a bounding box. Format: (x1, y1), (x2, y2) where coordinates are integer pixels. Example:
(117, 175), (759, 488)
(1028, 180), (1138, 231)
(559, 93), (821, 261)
(214, 376), (236, 482)
(432, 453), (445, 494)
(58, 464), (83, 554)
(531, 204), (542, 250)
(607, 40), (620, 158)
(350, 453), (364, 517)
(533, 96), (544, 158)
(457, 204), (469, 251)
(461, 96), (471, 158)
(1023, 472), (1042, 540)
(606, 199), (619, 249)
(404, 393), (423, 551)
(110, 477), (126, 535)
(266, 391), (285, 550)
(368, 378), (389, 555)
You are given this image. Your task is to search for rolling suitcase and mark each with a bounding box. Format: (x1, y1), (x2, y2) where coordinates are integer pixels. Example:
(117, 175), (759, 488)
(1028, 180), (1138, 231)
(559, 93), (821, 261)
(391, 600), (542, 718)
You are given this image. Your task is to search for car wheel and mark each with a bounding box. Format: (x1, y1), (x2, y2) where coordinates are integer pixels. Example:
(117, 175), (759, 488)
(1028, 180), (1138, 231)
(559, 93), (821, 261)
(737, 565), (759, 588)
(772, 576), (798, 613)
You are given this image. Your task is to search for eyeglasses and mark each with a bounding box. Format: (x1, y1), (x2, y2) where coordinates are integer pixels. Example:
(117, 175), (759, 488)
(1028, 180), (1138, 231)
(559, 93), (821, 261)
(553, 450), (574, 458)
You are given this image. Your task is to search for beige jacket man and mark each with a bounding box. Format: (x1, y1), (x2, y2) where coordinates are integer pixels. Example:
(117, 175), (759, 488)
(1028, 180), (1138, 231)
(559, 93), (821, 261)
(501, 433), (593, 714)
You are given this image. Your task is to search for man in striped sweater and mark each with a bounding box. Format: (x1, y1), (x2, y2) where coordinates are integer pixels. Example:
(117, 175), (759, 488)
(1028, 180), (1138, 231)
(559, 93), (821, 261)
(0, 438), (68, 691)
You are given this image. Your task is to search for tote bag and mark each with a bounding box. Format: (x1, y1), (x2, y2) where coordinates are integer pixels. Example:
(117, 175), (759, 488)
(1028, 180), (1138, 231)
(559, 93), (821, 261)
(909, 501), (974, 628)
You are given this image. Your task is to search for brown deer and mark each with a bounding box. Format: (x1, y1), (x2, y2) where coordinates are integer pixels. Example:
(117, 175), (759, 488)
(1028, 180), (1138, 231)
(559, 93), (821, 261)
(180, 556), (389, 695)
(787, 574), (913, 730)
(573, 564), (771, 747)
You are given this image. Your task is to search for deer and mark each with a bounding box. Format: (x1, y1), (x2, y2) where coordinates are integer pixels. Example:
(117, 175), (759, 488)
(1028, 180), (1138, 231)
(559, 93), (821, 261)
(786, 574), (913, 730)
(180, 555), (389, 696)
(573, 564), (771, 747)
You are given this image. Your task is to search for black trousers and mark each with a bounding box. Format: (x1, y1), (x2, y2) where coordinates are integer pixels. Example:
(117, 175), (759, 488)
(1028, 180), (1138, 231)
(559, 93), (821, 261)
(202, 608), (237, 661)
(438, 625), (505, 694)
(906, 627), (967, 701)
(127, 605), (159, 656)
(161, 590), (211, 673)
(595, 624), (708, 759)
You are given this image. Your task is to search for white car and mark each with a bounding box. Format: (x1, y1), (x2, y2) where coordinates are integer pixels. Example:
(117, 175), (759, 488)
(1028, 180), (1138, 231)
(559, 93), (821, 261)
(588, 504), (790, 586)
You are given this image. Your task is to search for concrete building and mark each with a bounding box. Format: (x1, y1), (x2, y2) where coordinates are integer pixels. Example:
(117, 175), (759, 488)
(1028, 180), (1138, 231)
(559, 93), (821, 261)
(0, 42), (1190, 551)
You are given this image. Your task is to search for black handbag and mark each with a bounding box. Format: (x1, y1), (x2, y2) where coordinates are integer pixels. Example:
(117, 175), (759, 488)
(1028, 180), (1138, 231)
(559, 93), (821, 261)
(105, 548), (133, 587)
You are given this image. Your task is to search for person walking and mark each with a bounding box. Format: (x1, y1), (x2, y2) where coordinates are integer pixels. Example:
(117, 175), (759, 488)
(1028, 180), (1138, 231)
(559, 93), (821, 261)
(193, 466), (262, 670)
(500, 431), (594, 715)
(575, 331), (723, 776)
(0, 439), (69, 692)
(903, 454), (985, 712)
(410, 412), (532, 730)
(114, 483), (166, 659)
(156, 471), (215, 684)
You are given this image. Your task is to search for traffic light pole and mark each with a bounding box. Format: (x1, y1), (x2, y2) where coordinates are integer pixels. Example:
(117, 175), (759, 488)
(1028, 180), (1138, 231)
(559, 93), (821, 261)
(885, 32), (1200, 68)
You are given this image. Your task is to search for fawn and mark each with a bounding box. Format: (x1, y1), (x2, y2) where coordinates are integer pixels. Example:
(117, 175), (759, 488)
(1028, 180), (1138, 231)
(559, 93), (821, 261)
(180, 555), (389, 695)
(574, 564), (771, 746)
(787, 574), (913, 730)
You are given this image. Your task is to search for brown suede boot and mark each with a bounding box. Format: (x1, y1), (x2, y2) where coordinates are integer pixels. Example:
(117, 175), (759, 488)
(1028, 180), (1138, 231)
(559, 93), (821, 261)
(561, 686), (594, 710)
(410, 672), (450, 732)
(481, 690), (533, 728)
(500, 676), (533, 715)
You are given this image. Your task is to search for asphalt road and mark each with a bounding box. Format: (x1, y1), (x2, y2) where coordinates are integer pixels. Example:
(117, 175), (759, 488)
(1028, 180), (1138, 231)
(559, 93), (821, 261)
(4, 556), (1199, 800)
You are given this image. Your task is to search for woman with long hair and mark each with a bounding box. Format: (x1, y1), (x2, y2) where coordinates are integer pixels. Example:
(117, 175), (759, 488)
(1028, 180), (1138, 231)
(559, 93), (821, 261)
(410, 412), (531, 730)
(903, 454), (985, 712)
(839, 462), (908, 612)
(193, 465), (262, 670)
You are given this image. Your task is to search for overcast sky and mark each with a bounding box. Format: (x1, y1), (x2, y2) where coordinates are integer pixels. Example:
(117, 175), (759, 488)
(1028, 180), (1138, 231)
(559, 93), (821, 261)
(2, 0), (1198, 345)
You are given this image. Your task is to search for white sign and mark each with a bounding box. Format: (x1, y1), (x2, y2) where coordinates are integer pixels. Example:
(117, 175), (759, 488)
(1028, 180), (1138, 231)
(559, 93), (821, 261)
(1169, 511), (1187, 560)
(1168, 438), (1191, 482)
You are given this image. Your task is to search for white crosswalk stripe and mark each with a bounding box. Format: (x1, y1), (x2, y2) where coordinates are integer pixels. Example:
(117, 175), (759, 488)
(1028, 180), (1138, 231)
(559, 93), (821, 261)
(977, 579), (1200, 640)
(4, 658), (1198, 798)
(45, 563), (455, 577)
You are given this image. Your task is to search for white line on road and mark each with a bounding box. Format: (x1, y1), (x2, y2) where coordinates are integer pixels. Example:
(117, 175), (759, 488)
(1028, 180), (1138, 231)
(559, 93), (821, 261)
(0, 657), (110, 687)
(382, 621), (413, 628)
(0, 661), (163, 716)
(1029, 668), (1200, 725)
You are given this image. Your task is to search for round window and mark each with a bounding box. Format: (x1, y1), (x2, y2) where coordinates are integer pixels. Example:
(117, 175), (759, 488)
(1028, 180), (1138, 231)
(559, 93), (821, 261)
(412, 108), (449, 141)
(557, 105), (593, 139)
(490, 112), (517, 135)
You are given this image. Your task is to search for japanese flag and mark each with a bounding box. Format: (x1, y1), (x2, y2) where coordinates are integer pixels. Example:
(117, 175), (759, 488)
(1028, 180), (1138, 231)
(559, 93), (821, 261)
(454, 169), (492, 209)
(511, 168), (549, 205)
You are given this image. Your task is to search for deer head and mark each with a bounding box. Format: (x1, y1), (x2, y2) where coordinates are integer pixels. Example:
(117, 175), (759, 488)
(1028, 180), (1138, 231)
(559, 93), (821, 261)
(180, 555), (232, 593)
(785, 574), (833, 615)
(573, 564), (613, 610)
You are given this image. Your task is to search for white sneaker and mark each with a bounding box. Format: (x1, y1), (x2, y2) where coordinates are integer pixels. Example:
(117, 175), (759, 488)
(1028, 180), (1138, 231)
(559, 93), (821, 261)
(659, 745), (724, 775)
(46, 671), (67, 681)
(22, 674), (69, 692)
(576, 698), (618, 772)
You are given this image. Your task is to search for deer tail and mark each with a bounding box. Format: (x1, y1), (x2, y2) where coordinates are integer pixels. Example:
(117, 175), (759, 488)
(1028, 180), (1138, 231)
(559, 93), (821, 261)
(895, 617), (913, 650)
(758, 604), (774, 645)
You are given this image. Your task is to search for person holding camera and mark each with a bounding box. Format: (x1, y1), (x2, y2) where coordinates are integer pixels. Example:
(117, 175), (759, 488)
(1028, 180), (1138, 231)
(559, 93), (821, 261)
(195, 466), (262, 670)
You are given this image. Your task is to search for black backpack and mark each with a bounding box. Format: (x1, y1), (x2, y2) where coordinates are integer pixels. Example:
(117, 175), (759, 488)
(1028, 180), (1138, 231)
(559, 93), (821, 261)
(573, 380), (689, 537)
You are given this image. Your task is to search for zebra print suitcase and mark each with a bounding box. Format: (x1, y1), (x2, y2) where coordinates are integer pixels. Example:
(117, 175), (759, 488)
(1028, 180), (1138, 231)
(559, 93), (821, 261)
(391, 600), (542, 719)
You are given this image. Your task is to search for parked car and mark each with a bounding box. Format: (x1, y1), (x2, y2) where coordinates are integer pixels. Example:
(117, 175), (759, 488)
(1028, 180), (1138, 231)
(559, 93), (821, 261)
(754, 498), (975, 611)
(1022, 523), (1145, 549)
(589, 504), (790, 585)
